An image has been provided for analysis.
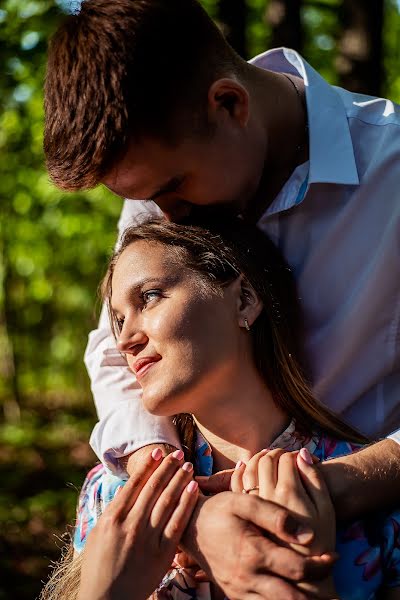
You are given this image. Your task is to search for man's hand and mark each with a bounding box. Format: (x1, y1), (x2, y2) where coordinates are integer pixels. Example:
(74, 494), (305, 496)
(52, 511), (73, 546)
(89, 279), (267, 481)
(181, 491), (335, 600)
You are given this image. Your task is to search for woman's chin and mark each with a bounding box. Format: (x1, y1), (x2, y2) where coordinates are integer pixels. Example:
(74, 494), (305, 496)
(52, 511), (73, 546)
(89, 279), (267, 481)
(142, 386), (191, 417)
(142, 391), (181, 417)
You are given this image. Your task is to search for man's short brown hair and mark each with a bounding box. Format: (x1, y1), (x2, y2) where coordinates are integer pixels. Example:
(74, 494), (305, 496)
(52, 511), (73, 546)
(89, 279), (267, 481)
(44, 0), (242, 191)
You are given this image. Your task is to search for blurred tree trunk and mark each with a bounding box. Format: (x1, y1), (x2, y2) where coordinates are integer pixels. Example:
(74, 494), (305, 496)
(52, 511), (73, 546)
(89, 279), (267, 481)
(266, 0), (303, 52)
(0, 239), (21, 422)
(337, 0), (384, 95)
(218, 0), (247, 58)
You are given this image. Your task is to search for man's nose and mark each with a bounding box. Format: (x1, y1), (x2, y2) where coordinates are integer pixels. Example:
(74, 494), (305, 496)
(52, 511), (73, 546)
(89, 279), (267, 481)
(155, 198), (192, 222)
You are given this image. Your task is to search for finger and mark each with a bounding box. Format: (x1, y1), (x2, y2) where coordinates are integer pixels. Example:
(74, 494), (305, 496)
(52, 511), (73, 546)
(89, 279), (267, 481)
(130, 449), (185, 521)
(109, 446), (163, 517)
(241, 449), (268, 493)
(173, 550), (199, 569)
(195, 469), (233, 493)
(150, 461), (195, 530)
(248, 534), (335, 583)
(252, 572), (310, 600)
(193, 569), (211, 583)
(297, 448), (332, 511)
(230, 460), (245, 493)
(275, 451), (306, 504)
(232, 494), (314, 546)
(258, 448), (287, 500)
(162, 480), (199, 544)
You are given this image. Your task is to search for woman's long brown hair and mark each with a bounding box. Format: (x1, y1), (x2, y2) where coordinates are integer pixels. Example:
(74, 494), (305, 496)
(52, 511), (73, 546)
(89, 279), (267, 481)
(42, 216), (369, 599)
(104, 217), (369, 460)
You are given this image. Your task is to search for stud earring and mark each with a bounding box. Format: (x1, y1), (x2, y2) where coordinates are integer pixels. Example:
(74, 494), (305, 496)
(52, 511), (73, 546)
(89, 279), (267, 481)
(244, 318), (250, 331)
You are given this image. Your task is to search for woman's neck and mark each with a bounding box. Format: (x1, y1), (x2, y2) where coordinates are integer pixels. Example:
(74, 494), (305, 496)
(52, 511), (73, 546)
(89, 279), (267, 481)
(192, 366), (289, 472)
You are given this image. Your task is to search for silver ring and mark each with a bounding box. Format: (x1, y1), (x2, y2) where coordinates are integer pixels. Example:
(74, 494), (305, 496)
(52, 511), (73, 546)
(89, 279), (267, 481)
(242, 486), (260, 494)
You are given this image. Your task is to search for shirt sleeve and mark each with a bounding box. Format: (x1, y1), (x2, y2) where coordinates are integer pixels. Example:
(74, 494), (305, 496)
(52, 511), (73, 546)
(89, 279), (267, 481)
(387, 429), (400, 445)
(86, 199), (181, 477)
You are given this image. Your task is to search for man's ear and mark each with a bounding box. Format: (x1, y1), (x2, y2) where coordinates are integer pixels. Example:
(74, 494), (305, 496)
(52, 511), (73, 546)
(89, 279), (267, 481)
(230, 275), (263, 330)
(207, 78), (250, 127)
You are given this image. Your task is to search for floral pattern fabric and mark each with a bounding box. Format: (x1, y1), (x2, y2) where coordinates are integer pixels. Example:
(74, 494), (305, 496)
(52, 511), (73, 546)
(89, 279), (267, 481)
(74, 420), (400, 599)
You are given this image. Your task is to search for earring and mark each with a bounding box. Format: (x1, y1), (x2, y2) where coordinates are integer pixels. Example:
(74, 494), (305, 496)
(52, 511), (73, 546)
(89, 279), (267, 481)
(244, 318), (250, 331)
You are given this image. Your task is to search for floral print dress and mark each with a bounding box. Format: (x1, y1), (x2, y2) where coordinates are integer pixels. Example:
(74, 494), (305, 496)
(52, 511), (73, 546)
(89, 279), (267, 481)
(74, 420), (400, 599)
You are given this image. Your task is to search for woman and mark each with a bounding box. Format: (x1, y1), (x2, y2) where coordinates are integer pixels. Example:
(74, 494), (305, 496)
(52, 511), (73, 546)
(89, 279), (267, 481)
(42, 218), (400, 600)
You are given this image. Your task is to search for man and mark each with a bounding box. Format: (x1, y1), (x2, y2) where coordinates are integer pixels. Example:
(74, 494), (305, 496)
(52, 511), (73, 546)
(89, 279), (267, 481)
(44, 0), (400, 598)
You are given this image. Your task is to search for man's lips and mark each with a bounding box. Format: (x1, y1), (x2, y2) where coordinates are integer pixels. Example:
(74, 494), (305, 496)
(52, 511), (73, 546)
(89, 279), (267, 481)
(133, 356), (161, 380)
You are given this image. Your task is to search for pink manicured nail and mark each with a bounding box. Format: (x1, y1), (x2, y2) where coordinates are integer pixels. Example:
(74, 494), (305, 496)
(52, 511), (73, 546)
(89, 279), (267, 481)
(151, 448), (163, 461)
(299, 447), (313, 465)
(115, 486), (122, 497)
(235, 460), (244, 470)
(187, 481), (198, 493)
(182, 462), (193, 472)
(172, 449), (184, 460)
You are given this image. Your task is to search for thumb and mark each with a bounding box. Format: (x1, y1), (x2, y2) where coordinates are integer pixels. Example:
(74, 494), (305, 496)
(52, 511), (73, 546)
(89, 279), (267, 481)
(195, 469), (234, 493)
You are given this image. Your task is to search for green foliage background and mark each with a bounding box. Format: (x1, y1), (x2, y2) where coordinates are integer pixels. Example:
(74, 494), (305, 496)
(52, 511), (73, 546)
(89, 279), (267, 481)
(0, 1), (399, 598)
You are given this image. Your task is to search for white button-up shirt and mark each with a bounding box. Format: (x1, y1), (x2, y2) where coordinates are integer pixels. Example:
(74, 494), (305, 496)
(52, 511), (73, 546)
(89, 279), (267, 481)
(86, 48), (400, 475)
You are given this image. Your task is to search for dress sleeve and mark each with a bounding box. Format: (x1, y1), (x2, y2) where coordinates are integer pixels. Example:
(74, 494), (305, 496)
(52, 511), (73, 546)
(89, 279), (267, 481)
(85, 199), (181, 476)
(382, 509), (400, 589)
(73, 465), (127, 553)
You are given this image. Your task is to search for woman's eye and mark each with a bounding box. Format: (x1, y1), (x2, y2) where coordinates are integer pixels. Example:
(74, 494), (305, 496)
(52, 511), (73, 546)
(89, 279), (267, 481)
(142, 290), (162, 305)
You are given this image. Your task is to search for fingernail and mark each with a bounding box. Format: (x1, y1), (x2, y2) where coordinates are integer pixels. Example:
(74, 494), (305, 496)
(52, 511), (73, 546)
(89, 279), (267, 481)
(296, 526), (314, 544)
(172, 449), (184, 460)
(285, 515), (314, 543)
(235, 460), (244, 470)
(320, 552), (340, 564)
(151, 447), (163, 461)
(182, 462), (193, 472)
(187, 481), (198, 493)
(115, 485), (122, 497)
(299, 447), (313, 465)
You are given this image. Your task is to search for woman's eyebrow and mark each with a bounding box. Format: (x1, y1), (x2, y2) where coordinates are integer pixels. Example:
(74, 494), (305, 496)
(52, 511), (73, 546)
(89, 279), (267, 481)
(125, 275), (181, 300)
(111, 274), (180, 311)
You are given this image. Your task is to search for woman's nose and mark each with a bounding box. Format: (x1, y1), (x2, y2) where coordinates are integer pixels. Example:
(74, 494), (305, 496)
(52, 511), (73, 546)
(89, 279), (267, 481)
(117, 327), (147, 354)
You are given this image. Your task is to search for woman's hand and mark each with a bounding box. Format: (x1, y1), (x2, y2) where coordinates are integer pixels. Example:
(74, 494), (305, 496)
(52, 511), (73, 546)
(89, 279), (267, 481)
(232, 448), (335, 554)
(77, 448), (199, 600)
(231, 448), (338, 599)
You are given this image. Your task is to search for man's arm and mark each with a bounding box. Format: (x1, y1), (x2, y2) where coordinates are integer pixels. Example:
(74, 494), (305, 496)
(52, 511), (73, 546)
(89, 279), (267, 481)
(86, 199), (181, 475)
(320, 438), (400, 520)
(181, 492), (335, 600)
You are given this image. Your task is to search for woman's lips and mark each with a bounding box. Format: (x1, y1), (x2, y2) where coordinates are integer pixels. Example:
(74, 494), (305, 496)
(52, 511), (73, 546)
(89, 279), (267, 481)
(134, 357), (161, 381)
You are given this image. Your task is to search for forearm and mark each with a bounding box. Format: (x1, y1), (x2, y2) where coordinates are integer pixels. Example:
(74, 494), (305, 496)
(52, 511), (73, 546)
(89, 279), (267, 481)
(320, 439), (400, 520)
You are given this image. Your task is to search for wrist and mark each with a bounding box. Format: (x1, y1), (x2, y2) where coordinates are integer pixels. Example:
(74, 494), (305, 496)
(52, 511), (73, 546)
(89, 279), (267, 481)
(124, 443), (177, 477)
(180, 494), (208, 558)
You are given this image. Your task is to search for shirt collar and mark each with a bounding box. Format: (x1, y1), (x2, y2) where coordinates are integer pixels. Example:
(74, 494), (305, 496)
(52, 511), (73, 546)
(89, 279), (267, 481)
(194, 419), (320, 477)
(249, 47), (360, 187)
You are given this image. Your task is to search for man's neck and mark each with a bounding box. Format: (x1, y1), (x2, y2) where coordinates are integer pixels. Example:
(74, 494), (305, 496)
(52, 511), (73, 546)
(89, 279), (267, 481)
(242, 66), (309, 223)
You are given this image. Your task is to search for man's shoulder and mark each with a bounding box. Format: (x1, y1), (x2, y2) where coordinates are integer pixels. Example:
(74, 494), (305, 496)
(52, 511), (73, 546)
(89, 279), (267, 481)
(335, 85), (400, 130)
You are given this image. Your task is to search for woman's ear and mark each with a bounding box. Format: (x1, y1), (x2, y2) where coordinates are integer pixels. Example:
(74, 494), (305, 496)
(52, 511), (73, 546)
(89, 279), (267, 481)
(231, 276), (263, 330)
